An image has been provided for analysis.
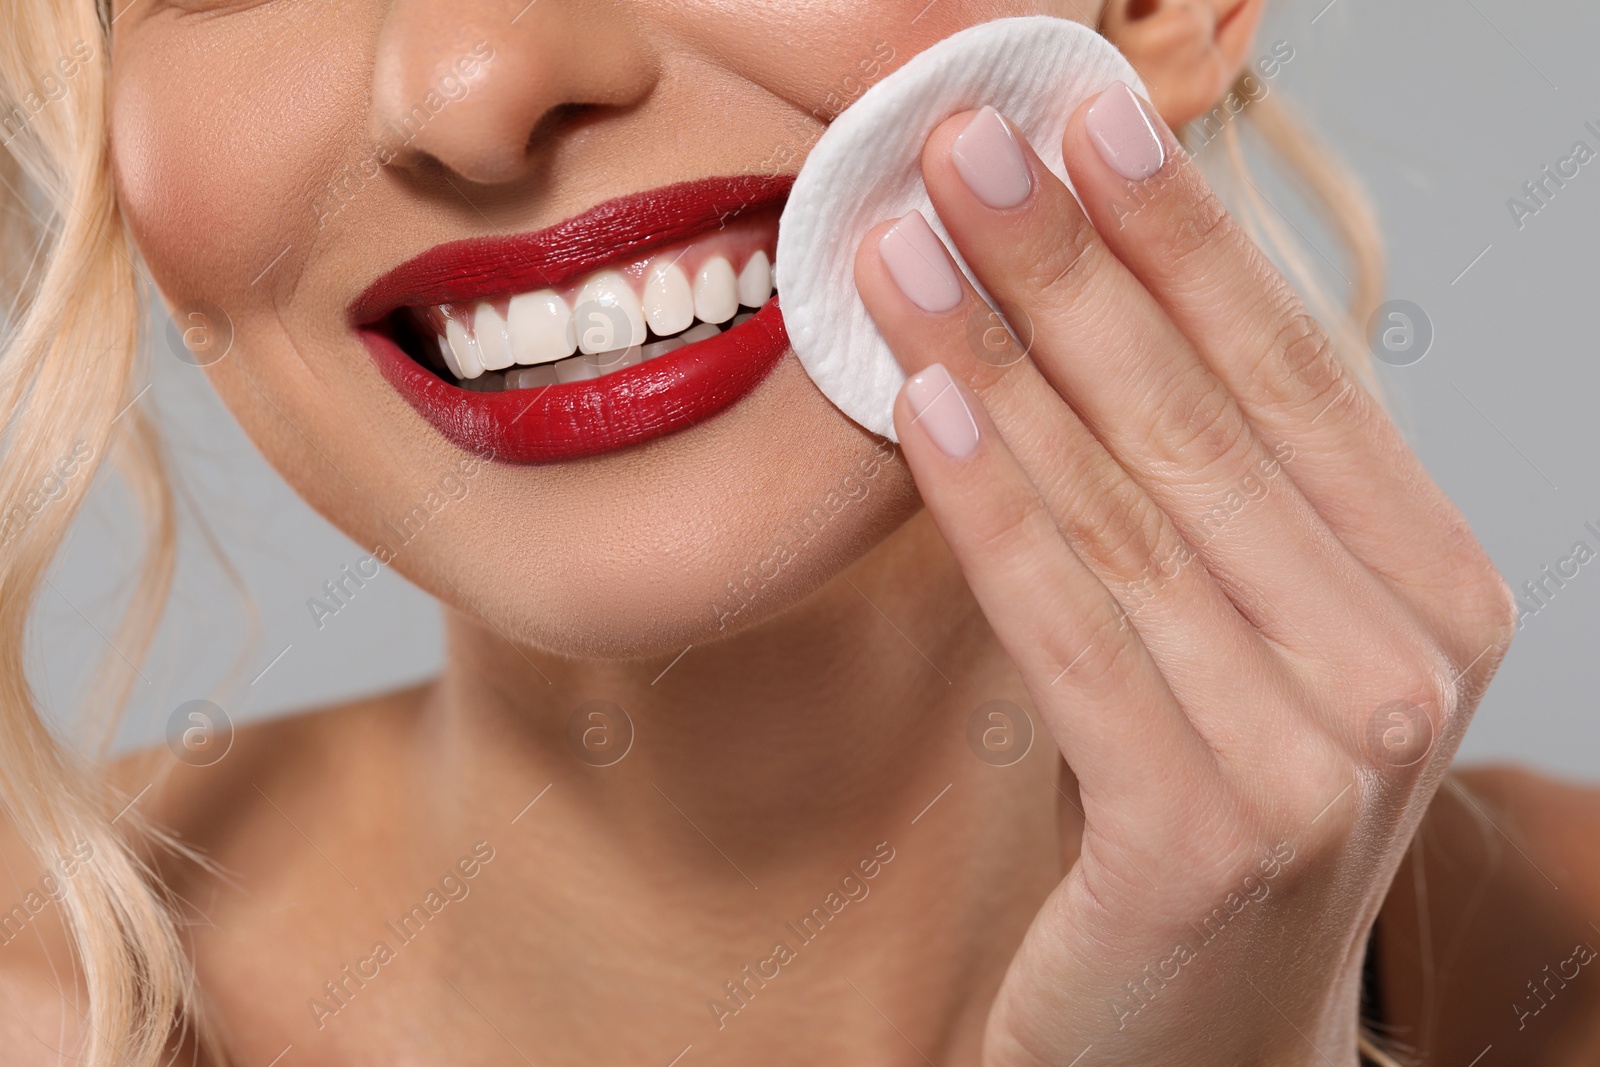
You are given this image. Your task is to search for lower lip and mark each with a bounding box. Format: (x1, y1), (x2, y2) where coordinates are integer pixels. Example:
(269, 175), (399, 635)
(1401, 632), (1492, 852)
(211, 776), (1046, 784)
(358, 298), (790, 464)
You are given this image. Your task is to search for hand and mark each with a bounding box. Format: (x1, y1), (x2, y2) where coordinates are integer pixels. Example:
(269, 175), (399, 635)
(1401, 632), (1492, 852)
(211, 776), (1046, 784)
(853, 85), (1516, 1066)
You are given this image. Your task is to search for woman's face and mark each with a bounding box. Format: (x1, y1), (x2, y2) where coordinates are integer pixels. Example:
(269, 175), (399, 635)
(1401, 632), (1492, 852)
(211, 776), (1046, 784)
(109, 0), (1107, 658)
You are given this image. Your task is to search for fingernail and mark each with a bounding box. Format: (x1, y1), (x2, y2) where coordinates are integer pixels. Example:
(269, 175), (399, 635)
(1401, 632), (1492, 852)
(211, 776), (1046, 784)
(951, 105), (1033, 209)
(878, 210), (963, 314)
(1085, 82), (1165, 181)
(904, 362), (979, 459)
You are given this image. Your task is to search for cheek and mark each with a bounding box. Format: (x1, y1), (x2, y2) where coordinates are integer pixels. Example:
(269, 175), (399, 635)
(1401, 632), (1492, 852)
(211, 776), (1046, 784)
(667, 0), (1094, 118)
(110, 14), (369, 308)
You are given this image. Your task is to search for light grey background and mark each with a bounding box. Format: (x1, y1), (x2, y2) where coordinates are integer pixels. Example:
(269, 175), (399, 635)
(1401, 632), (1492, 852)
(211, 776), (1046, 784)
(34, 0), (1600, 780)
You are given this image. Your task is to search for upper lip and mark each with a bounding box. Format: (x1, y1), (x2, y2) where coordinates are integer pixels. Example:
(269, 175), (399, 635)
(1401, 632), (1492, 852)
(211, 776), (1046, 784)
(347, 174), (794, 328)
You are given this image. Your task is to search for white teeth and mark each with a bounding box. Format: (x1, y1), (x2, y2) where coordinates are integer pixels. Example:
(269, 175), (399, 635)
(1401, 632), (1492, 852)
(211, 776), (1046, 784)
(585, 345), (641, 372)
(507, 289), (577, 366)
(436, 333), (463, 379)
(459, 373), (501, 392)
(473, 302), (515, 371)
(642, 336), (685, 360)
(424, 245), (773, 386)
(681, 322), (723, 345)
(574, 270), (647, 354)
(445, 316), (485, 379)
(692, 256), (739, 325)
(506, 364), (558, 389)
(555, 355), (603, 383)
(485, 321), (741, 389)
(642, 262), (694, 337)
(737, 251), (772, 308)
(608, 345), (645, 370)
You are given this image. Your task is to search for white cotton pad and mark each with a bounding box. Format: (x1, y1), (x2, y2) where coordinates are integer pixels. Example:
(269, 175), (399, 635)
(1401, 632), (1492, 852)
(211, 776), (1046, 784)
(775, 16), (1146, 441)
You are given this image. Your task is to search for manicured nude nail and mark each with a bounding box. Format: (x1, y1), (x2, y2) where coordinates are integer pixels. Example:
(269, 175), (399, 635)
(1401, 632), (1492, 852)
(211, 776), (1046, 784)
(951, 106), (1033, 209)
(878, 210), (963, 314)
(1085, 82), (1165, 181)
(904, 362), (979, 459)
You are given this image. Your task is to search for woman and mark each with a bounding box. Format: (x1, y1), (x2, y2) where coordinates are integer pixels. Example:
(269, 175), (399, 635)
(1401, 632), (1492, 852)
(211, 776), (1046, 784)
(0, 0), (1594, 1064)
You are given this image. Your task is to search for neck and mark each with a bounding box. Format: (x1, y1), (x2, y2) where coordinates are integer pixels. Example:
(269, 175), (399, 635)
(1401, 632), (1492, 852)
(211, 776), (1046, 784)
(416, 510), (1078, 1061)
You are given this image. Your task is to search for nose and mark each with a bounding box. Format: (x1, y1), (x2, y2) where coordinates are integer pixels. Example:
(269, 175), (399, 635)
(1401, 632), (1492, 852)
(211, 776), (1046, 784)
(369, 0), (657, 185)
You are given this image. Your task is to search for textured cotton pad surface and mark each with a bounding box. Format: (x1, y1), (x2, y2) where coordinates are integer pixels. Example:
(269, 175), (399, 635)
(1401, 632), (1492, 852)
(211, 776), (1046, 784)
(776, 16), (1146, 440)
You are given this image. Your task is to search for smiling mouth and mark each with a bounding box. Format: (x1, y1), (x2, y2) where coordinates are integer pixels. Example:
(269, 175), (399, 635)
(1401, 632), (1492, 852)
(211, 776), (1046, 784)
(386, 213), (777, 392)
(351, 175), (794, 464)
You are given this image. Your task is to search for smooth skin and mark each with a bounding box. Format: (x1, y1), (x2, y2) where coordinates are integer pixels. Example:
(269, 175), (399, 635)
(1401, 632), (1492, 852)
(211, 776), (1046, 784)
(2, 1), (1598, 1065)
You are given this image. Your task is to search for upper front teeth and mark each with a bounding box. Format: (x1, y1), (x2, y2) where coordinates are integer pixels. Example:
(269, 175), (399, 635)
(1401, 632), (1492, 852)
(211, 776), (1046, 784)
(433, 250), (774, 380)
(475, 304), (515, 371)
(575, 270), (648, 354)
(738, 251), (772, 309)
(643, 263), (694, 336)
(507, 290), (577, 366)
(692, 257), (739, 325)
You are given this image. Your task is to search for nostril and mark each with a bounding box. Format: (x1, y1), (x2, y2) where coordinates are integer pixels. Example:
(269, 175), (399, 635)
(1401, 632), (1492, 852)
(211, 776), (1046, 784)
(1126, 0), (1160, 20)
(526, 102), (591, 154)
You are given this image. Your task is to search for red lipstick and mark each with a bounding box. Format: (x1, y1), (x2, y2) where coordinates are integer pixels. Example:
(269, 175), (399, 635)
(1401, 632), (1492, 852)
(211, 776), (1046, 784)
(351, 175), (793, 464)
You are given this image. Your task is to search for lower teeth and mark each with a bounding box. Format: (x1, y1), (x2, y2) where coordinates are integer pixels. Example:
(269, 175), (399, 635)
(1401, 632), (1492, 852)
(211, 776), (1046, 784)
(454, 313), (755, 392)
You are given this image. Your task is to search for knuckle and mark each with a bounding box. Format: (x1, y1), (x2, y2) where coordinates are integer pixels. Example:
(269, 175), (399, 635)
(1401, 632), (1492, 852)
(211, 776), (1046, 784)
(1165, 187), (1235, 270)
(1145, 367), (1254, 478)
(1048, 597), (1140, 695)
(1021, 214), (1101, 304)
(968, 482), (1044, 563)
(1415, 524), (1519, 693)
(1464, 560), (1520, 663)
(1075, 477), (1174, 589)
(1255, 304), (1354, 417)
(1354, 645), (1460, 775)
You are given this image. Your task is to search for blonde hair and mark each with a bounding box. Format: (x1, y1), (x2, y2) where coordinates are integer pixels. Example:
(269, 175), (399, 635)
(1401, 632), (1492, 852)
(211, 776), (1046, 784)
(0, 12), (1397, 1067)
(0, 0), (201, 1063)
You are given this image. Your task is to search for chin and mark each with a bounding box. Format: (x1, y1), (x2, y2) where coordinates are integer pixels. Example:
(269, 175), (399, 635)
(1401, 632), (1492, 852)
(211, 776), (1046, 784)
(285, 353), (922, 662)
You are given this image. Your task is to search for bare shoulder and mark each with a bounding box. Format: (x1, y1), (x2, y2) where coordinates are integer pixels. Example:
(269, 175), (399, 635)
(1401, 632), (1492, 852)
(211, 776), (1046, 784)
(0, 683), (430, 1059)
(108, 681), (430, 860)
(1378, 762), (1600, 1065)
